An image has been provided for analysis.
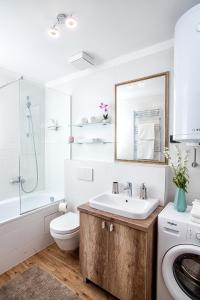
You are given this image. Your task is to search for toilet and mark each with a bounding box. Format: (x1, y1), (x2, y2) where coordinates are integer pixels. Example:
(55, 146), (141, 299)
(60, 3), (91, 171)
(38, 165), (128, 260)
(50, 212), (79, 251)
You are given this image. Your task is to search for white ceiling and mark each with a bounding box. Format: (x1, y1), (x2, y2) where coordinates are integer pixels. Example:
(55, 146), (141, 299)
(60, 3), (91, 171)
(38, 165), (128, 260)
(0, 0), (199, 83)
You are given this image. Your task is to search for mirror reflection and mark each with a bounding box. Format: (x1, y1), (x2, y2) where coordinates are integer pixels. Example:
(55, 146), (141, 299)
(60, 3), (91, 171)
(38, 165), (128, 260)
(115, 73), (168, 163)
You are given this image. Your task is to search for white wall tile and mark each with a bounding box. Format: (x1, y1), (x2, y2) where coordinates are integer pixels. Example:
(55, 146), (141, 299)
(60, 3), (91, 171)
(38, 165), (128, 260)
(65, 160), (167, 210)
(45, 88), (71, 194)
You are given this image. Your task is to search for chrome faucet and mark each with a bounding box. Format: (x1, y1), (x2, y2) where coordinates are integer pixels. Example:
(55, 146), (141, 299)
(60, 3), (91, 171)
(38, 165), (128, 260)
(124, 182), (132, 197)
(9, 176), (25, 184)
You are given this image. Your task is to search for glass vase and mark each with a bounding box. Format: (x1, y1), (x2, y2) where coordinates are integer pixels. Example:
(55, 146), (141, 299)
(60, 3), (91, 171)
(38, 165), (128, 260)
(103, 114), (108, 120)
(174, 188), (187, 212)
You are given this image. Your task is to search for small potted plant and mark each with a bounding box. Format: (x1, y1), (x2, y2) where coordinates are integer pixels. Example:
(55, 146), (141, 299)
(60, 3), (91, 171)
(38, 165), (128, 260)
(164, 146), (189, 212)
(99, 102), (109, 123)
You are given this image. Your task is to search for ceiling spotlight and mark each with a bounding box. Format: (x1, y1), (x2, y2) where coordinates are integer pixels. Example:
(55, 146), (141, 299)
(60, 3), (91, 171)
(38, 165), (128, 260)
(48, 13), (77, 38)
(48, 14), (66, 38)
(57, 14), (67, 25)
(66, 15), (78, 29)
(48, 25), (60, 38)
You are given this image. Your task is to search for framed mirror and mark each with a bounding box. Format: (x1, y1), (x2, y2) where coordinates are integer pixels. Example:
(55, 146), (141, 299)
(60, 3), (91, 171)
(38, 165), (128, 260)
(115, 72), (169, 164)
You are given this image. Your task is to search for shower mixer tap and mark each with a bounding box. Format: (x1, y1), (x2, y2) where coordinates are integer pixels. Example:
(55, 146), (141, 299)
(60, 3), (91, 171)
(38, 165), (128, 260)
(9, 176), (25, 184)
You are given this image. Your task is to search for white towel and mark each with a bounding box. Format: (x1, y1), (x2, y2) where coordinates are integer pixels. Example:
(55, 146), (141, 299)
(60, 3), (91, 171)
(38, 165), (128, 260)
(191, 216), (200, 224)
(190, 199), (200, 219)
(193, 199), (200, 206)
(137, 140), (154, 159)
(138, 123), (155, 140)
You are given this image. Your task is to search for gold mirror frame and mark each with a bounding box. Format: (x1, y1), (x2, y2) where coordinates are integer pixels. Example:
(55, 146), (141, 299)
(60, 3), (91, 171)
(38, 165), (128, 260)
(115, 72), (169, 164)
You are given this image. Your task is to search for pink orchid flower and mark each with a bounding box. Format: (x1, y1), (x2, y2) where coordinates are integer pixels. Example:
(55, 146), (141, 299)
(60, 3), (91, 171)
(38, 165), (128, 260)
(99, 102), (109, 113)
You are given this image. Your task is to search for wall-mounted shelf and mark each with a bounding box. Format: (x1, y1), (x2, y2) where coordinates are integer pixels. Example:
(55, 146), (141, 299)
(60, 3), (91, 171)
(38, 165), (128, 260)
(71, 122), (111, 128)
(68, 141), (113, 145)
(76, 141), (112, 144)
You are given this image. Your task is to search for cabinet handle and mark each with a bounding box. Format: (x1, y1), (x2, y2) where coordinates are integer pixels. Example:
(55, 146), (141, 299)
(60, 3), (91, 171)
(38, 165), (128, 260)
(109, 223), (114, 232)
(102, 221), (106, 229)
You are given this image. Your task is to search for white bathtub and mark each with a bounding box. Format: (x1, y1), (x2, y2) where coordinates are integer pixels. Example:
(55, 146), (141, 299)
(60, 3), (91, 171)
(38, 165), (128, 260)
(0, 191), (63, 224)
(0, 191), (64, 274)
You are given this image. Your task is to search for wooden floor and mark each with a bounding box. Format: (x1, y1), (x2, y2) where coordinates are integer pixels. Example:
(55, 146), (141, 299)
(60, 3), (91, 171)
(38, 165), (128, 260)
(0, 243), (116, 300)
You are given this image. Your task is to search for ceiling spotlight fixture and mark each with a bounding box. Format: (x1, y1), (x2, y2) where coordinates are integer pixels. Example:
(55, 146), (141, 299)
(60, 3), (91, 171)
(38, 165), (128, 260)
(48, 14), (66, 38)
(57, 13), (67, 25)
(48, 13), (77, 38)
(66, 15), (77, 29)
(48, 25), (60, 38)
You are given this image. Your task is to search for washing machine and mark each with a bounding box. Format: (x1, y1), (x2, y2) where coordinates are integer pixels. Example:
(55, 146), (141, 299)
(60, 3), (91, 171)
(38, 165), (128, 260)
(157, 203), (200, 300)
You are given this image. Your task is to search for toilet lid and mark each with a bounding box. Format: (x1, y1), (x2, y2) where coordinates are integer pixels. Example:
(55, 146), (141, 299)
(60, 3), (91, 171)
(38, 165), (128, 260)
(50, 212), (79, 234)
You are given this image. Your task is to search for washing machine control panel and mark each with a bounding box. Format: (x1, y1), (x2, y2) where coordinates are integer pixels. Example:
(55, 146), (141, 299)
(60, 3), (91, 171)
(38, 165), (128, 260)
(186, 224), (200, 244)
(195, 232), (200, 241)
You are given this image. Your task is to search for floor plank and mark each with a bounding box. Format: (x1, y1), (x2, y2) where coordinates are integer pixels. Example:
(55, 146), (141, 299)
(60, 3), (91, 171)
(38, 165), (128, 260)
(0, 243), (116, 300)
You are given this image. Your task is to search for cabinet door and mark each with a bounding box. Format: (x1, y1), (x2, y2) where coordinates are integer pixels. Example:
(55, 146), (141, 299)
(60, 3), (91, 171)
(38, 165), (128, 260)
(80, 213), (109, 289)
(107, 222), (147, 300)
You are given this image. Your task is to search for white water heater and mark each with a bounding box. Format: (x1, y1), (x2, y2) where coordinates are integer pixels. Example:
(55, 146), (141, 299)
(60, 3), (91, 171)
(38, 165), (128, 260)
(173, 4), (200, 143)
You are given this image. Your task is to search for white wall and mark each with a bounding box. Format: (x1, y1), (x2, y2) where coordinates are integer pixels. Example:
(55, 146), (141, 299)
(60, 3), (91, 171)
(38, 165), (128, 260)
(45, 88), (70, 195)
(65, 160), (167, 211)
(52, 45), (200, 206)
(52, 48), (172, 208)
(58, 48), (173, 162)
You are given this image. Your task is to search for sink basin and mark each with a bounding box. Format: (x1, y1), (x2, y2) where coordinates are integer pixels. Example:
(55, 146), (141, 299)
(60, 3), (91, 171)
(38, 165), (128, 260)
(89, 193), (160, 220)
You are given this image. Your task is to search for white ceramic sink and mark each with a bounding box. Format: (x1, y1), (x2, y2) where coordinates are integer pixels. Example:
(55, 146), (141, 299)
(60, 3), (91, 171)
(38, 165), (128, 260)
(89, 193), (159, 220)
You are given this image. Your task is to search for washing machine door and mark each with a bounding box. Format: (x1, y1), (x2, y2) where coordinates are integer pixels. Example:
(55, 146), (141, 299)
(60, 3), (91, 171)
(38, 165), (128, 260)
(162, 245), (200, 300)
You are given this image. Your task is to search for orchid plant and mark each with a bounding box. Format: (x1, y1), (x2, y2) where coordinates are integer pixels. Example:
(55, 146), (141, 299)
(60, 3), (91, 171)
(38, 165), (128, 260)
(99, 102), (109, 120)
(164, 146), (189, 192)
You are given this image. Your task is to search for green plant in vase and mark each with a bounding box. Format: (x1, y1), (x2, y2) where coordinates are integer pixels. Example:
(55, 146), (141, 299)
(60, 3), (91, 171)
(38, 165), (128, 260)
(164, 146), (189, 212)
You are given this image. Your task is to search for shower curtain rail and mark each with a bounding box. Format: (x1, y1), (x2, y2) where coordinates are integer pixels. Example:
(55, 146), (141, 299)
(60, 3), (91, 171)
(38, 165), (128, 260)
(0, 76), (23, 89)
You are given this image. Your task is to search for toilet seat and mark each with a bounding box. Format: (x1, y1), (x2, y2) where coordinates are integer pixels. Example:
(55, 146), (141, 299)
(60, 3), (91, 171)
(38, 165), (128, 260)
(50, 212), (79, 235)
(50, 229), (79, 240)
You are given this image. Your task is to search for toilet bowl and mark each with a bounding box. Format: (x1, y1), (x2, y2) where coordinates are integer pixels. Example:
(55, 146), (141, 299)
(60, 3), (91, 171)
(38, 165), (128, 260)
(50, 212), (79, 251)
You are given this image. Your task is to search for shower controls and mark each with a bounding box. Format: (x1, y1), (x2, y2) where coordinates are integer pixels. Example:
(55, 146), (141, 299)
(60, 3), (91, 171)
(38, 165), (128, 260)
(9, 176), (25, 184)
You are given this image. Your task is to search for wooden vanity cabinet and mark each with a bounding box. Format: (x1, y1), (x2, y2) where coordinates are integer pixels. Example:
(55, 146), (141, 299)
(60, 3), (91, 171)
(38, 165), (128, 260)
(80, 213), (109, 290)
(79, 204), (161, 300)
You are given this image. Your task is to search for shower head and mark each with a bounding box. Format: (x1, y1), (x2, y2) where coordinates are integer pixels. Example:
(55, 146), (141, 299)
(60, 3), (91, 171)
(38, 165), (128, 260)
(26, 96), (31, 108)
(27, 102), (31, 108)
